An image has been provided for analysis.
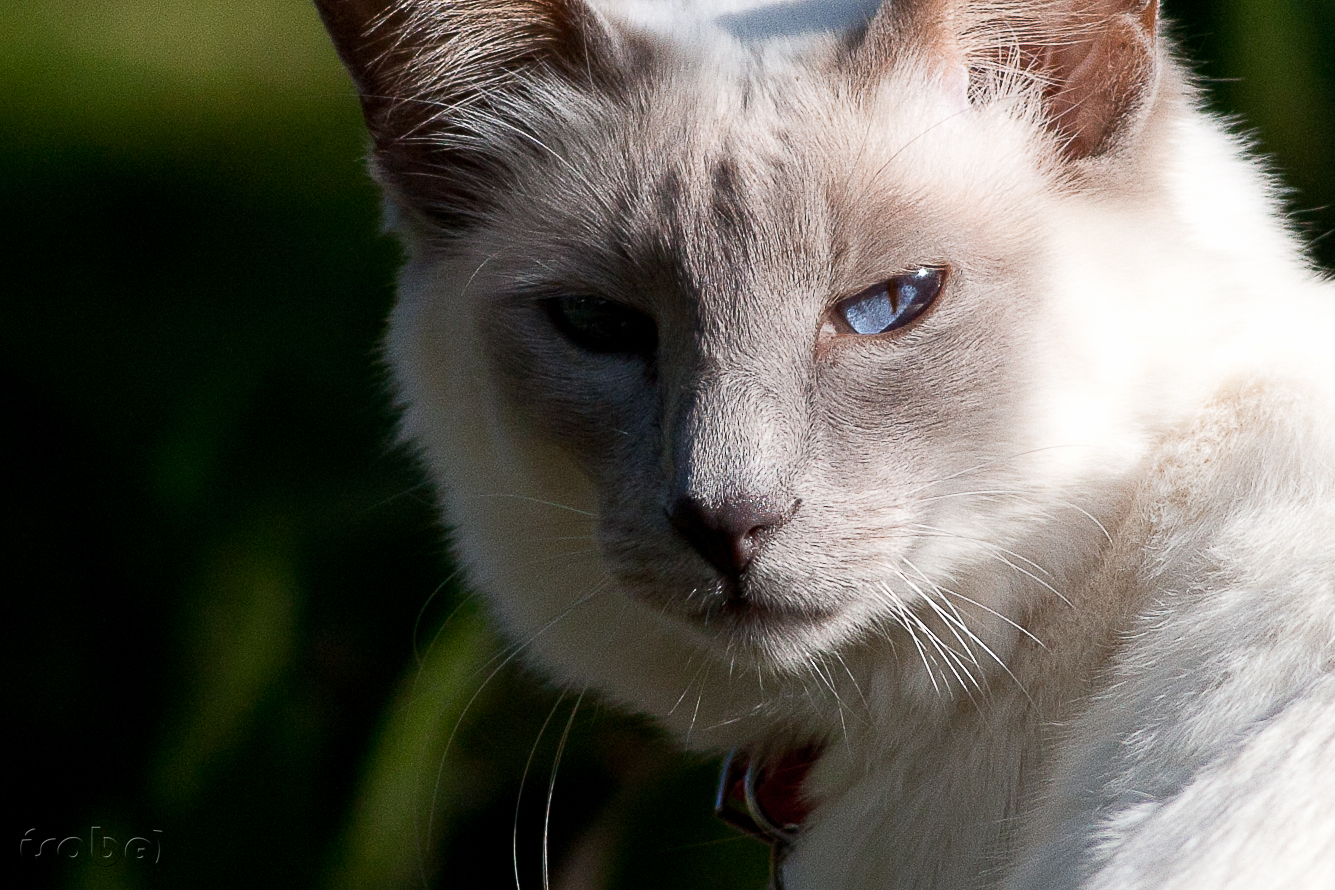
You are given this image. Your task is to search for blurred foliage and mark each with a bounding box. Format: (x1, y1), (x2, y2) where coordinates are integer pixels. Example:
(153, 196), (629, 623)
(5, 2), (1331, 889)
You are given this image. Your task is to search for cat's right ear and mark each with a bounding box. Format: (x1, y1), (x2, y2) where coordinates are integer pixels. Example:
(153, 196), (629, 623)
(856, 0), (1161, 162)
(315, 0), (625, 235)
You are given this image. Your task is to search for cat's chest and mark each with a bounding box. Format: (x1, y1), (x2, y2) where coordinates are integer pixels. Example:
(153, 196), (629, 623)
(779, 497), (1157, 890)
(783, 694), (1040, 890)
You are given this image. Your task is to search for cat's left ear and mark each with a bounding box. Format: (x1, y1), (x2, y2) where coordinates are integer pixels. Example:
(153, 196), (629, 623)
(861, 0), (1161, 161)
(314, 0), (625, 234)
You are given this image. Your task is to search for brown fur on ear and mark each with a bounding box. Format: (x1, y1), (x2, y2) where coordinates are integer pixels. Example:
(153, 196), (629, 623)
(857, 0), (1160, 161)
(1032, 0), (1159, 160)
(314, 0), (621, 234)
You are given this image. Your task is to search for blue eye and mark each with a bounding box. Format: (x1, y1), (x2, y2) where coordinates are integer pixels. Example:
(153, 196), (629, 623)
(834, 267), (947, 336)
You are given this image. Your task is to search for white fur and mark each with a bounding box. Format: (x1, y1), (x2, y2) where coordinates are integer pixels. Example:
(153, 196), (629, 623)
(352, 2), (1335, 887)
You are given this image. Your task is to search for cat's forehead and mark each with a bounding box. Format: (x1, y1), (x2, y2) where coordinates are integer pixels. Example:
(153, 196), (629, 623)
(492, 50), (1037, 302)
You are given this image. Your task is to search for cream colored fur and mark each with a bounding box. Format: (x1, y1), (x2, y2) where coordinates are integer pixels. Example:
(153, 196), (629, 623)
(317, 0), (1335, 886)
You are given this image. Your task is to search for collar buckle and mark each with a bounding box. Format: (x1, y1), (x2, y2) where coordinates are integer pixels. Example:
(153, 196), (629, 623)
(714, 747), (820, 890)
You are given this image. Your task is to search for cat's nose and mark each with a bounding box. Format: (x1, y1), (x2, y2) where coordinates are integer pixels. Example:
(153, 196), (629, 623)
(667, 494), (797, 581)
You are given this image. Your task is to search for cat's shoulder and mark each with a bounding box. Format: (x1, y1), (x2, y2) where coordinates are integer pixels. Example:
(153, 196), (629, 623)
(1144, 367), (1335, 529)
(1014, 367), (1335, 889)
(1123, 365), (1335, 686)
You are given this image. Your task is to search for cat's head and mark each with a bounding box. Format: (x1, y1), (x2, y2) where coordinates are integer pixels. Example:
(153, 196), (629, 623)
(319, 0), (1165, 740)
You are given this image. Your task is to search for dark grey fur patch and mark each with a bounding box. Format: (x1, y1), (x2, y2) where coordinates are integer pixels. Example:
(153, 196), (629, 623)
(710, 156), (753, 242)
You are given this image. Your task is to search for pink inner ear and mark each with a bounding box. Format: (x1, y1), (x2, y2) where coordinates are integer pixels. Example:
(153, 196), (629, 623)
(1045, 11), (1157, 160)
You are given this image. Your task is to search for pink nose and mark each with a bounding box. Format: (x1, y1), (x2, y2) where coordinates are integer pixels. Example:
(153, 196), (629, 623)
(667, 494), (797, 581)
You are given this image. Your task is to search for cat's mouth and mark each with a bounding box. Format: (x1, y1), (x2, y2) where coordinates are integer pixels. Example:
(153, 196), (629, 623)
(703, 593), (841, 632)
(624, 571), (843, 637)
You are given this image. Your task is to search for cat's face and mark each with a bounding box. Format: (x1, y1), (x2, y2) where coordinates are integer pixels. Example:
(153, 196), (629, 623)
(460, 62), (1055, 669)
(321, 0), (1163, 733)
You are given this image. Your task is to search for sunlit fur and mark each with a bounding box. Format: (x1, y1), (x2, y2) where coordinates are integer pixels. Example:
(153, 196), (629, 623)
(317, 0), (1335, 886)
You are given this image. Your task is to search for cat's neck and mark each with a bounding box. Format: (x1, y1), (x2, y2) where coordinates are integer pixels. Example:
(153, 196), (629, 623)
(783, 479), (1152, 890)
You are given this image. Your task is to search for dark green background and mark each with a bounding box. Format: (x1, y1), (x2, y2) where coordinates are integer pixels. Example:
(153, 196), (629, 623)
(7, 2), (1333, 888)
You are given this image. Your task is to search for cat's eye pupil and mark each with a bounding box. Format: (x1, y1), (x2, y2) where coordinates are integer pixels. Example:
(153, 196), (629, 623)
(834, 266), (946, 336)
(546, 295), (657, 357)
(843, 286), (897, 335)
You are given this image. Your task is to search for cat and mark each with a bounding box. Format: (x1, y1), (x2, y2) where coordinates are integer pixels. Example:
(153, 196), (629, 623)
(314, 0), (1335, 887)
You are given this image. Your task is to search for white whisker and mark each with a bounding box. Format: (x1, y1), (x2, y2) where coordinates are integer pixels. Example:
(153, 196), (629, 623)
(901, 558), (1036, 705)
(424, 580), (610, 859)
(874, 581), (943, 696)
(515, 695), (567, 890)
(471, 492), (597, 518)
(543, 689), (586, 890)
(906, 523), (1055, 579)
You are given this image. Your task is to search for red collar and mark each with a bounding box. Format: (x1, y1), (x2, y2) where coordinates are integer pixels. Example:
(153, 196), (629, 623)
(715, 747), (822, 847)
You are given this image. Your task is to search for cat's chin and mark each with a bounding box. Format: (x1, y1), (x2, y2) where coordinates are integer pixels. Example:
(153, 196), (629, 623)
(702, 610), (853, 674)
